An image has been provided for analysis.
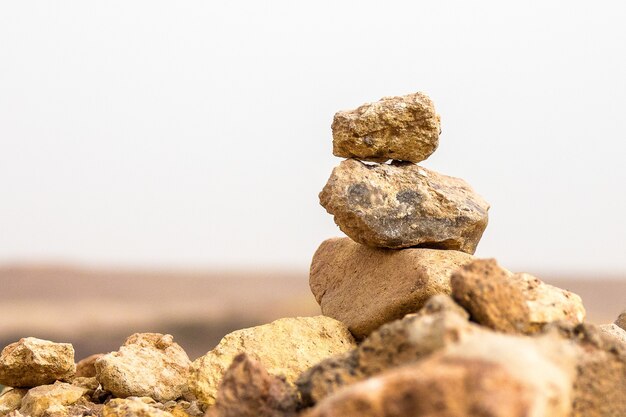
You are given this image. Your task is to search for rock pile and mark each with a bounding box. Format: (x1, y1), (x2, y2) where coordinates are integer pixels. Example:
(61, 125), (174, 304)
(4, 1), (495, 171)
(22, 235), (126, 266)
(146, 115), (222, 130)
(0, 91), (624, 417)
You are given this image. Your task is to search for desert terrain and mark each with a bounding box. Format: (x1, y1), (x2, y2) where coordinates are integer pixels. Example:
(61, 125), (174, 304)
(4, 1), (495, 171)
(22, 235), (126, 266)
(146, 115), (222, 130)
(0, 264), (623, 361)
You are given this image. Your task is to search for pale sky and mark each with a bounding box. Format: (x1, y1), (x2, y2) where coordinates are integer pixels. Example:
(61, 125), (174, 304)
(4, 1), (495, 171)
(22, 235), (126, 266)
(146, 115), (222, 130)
(1, 1), (625, 274)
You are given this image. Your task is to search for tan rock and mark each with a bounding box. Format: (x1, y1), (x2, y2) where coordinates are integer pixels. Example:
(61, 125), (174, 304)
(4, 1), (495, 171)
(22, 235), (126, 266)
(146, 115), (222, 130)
(0, 389), (27, 416)
(102, 398), (173, 417)
(161, 401), (203, 417)
(205, 354), (298, 417)
(310, 237), (473, 338)
(545, 322), (626, 417)
(75, 354), (103, 379)
(417, 294), (469, 319)
(451, 259), (585, 333)
(95, 333), (190, 402)
(305, 331), (576, 417)
(600, 323), (626, 344)
(188, 316), (355, 407)
(615, 310), (626, 331)
(297, 311), (480, 406)
(0, 338), (76, 388)
(332, 92), (440, 163)
(319, 159), (489, 253)
(19, 382), (87, 417)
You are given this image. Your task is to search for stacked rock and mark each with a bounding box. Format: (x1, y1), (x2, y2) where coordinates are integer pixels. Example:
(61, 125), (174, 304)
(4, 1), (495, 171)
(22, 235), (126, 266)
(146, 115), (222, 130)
(312, 92), (490, 338)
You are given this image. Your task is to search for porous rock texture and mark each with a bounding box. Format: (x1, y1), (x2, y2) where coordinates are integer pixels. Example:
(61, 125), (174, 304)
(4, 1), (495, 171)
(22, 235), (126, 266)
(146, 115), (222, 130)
(451, 258), (585, 334)
(0, 389), (27, 416)
(188, 316), (355, 407)
(297, 309), (480, 406)
(206, 354), (298, 417)
(95, 333), (191, 402)
(304, 331), (576, 417)
(616, 311), (626, 331)
(19, 382), (87, 417)
(332, 92), (441, 163)
(545, 322), (626, 417)
(309, 237), (472, 338)
(0, 338), (75, 388)
(102, 398), (174, 417)
(600, 324), (626, 344)
(319, 159), (489, 253)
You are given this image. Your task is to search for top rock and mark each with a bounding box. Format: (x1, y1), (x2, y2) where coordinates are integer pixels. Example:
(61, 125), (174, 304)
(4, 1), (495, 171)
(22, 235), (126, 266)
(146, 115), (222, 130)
(332, 92), (441, 163)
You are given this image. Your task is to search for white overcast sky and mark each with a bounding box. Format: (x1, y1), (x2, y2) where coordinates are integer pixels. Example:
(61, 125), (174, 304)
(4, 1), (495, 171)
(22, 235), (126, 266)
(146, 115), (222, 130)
(1, 1), (625, 274)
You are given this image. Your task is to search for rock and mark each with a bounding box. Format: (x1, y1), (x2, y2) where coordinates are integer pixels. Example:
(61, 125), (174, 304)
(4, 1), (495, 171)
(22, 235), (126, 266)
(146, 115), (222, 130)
(545, 322), (626, 417)
(416, 294), (469, 319)
(451, 259), (585, 333)
(615, 311), (626, 330)
(304, 331), (576, 417)
(161, 400), (203, 417)
(0, 338), (76, 388)
(331, 92), (441, 163)
(95, 333), (190, 402)
(0, 389), (27, 416)
(205, 354), (298, 417)
(310, 237), (472, 338)
(297, 311), (480, 406)
(19, 382), (87, 417)
(75, 354), (103, 379)
(188, 316), (355, 407)
(319, 159), (489, 253)
(600, 324), (626, 344)
(102, 398), (173, 417)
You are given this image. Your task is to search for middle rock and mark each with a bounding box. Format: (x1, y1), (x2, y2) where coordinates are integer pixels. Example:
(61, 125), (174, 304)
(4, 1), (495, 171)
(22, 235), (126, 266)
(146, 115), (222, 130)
(320, 159), (489, 253)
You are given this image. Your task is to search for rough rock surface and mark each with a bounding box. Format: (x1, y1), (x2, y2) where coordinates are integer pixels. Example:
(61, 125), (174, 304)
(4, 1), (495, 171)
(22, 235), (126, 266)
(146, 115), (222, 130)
(75, 354), (104, 379)
(616, 311), (626, 331)
(319, 159), (489, 253)
(331, 92), (441, 163)
(310, 237), (472, 338)
(545, 322), (626, 417)
(19, 382), (87, 417)
(189, 316), (355, 407)
(451, 259), (585, 333)
(0, 389), (27, 416)
(205, 354), (298, 417)
(600, 324), (626, 344)
(95, 333), (190, 402)
(305, 332), (576, 417)
(102, 398), (173, 417)
(297, 310), (480, 406)
(0, 338), (76, 388)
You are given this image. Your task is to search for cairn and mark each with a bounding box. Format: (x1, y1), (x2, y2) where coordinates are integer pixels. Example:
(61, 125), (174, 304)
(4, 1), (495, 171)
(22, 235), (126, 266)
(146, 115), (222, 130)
(0, 92), (624, 417)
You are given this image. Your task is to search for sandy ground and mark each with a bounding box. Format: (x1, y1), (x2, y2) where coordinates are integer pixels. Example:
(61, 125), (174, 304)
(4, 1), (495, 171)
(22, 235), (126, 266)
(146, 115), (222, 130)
(0, 265), (624, 360)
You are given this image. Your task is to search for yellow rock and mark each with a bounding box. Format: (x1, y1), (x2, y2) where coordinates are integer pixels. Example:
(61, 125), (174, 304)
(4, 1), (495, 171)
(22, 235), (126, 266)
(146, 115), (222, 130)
(19, 382), (86, 417)
(188, 316), (356, 407)
(0, 388), (27, 416)
(102, 398), (174, 417)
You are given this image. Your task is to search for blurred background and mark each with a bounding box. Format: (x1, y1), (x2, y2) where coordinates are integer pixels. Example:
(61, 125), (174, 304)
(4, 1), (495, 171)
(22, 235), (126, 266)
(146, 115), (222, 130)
(0, 1), (625, 360)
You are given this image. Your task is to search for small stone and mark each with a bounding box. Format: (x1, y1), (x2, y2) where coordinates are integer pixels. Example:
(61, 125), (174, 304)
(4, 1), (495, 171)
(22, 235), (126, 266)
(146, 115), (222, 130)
(417, 294), (469, 319)
(75, 354), (103, 379)
(0, 338), (76, 388)
(451, 259), (585, 333)
(205, 354), (298, 417)
(305, 331), (576, 417)
(19, 382), (87, 417)
(319, 159), (489, 253)
(615, 311), (626, 330)
(332, 92), (441, 163)
(188, 316), (355, 407)
(102, 398), (174, 417)
(310, 237), (473, 338)
(297, 311), (480, 406)
(0, 388), (27, 416)
(95, 333), (190, 402)
(599, 323), (626, 344)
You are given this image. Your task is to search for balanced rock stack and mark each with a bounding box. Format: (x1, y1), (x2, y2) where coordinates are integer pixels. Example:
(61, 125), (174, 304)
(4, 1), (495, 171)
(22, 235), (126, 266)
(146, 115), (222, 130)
(0, 92), (625, 417)
(311, 92), (490, 338)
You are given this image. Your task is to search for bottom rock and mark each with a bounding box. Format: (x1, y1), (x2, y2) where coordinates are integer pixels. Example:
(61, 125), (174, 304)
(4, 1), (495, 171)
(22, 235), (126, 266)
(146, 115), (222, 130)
(304, 332), (576, 417)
